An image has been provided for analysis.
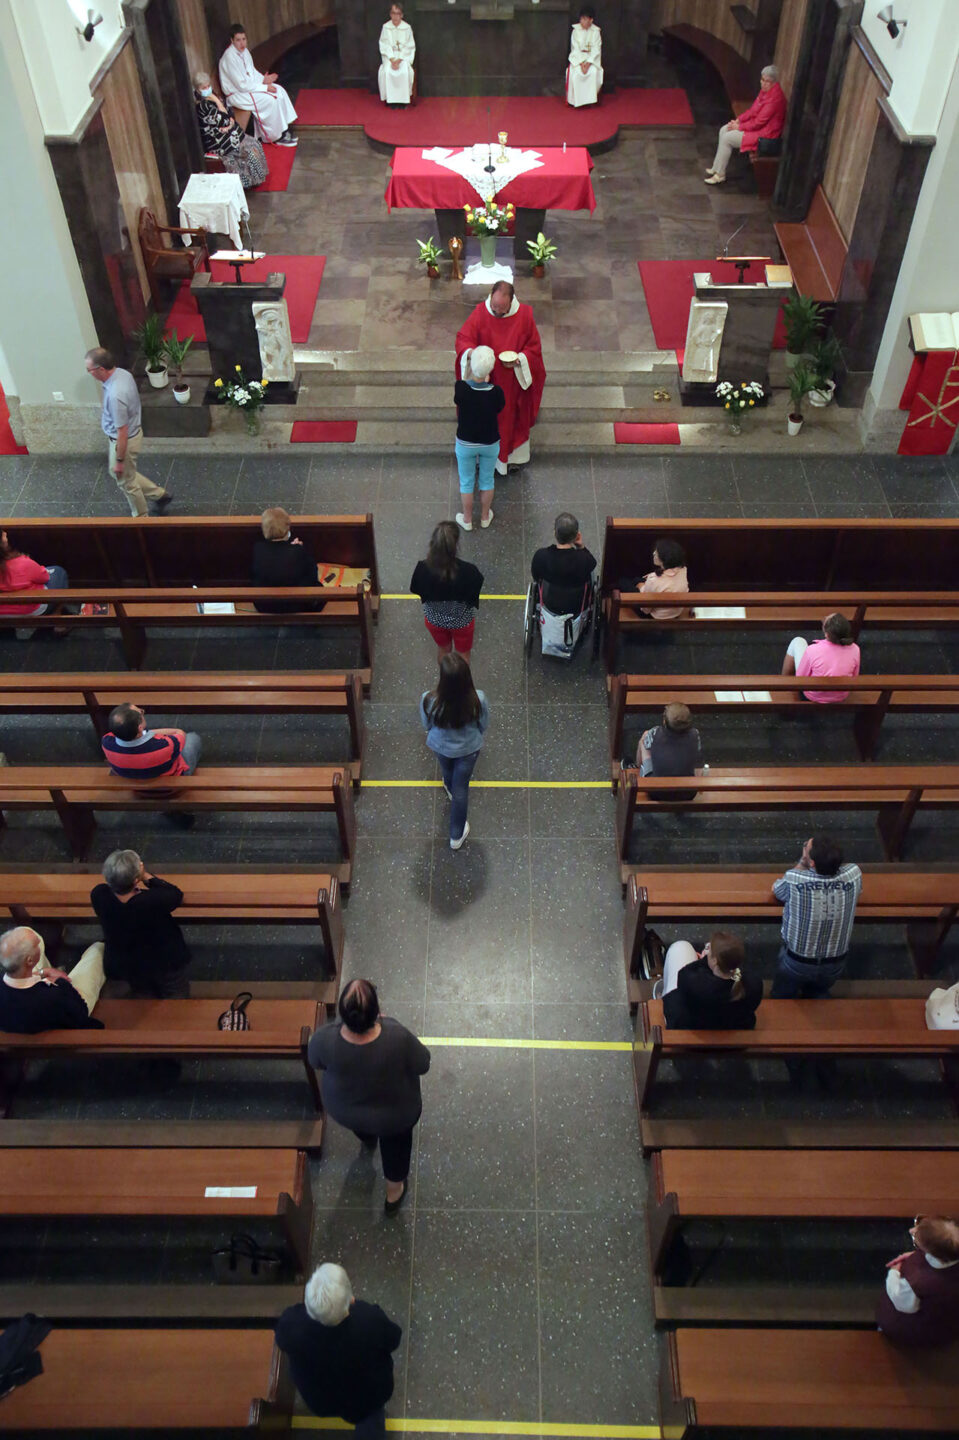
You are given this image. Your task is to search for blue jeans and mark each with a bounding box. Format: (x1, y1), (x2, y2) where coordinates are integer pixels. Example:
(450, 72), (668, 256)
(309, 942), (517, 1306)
(352, 1406), (386, 1438)
(44, 565), (69, 591)
(770, 945), (847, 998)
(455, 437), (500, 493)
(179, 732), (203, 774)
(438, 750), (480, 841)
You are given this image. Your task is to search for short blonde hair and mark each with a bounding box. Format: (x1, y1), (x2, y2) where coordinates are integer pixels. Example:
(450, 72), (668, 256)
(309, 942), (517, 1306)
(261, 507), (291, 540)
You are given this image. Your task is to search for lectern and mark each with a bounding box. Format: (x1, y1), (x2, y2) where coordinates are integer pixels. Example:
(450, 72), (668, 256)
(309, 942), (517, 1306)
(679, 261), (791, 405)
(191, 271), (299, 405)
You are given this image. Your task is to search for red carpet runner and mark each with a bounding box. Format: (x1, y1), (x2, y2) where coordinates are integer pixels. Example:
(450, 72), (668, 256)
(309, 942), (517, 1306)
(256, 143), (297, 193)
(294, 89), (693, 146)
(638, 259), (787, 354)
(165, 256), (326, 344)
(0, 383), (27, 456)
(290, 421), (357, 443)
(614, 422), (681, 445)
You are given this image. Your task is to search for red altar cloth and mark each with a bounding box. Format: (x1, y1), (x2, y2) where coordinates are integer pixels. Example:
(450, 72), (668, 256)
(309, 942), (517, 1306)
(897, 349), (959, 456)
(385, 146), (596, 213)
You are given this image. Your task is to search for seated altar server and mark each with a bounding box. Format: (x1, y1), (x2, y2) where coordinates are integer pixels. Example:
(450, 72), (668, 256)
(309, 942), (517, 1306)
(566, 8), (603, 109)
(219, 24), (298, 145)
(456, 282), (546, 477)
(378, 4), (416, 107)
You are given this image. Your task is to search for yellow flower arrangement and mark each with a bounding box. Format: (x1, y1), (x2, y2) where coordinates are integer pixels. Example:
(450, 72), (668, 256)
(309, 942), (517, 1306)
(214, 378), (224, 389)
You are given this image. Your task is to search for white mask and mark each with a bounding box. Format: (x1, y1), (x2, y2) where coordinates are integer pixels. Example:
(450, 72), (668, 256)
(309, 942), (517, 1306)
(199, 86), (213, 97)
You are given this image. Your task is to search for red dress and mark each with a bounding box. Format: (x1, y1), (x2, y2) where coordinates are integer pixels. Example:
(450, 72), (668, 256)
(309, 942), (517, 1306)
(455, 299), (546, 464)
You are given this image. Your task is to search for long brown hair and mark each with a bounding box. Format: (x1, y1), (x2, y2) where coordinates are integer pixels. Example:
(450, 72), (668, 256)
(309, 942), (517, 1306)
(708, 930), (746, 1001)
(0, 530), (22, 584)
(426, 653), (481, 730)
(426, 520), (460, 583)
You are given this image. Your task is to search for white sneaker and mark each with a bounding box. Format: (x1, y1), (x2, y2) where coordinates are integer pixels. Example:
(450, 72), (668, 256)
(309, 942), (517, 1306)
(455, 512), (473, 532)
(275, 131), (298, 146)
(480, 510), (494, 528)
(450, 820), (470, 851)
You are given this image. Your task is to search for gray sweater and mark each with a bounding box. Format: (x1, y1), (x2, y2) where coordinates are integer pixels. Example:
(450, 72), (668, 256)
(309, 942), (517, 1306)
(307, 1017), (431, 1135)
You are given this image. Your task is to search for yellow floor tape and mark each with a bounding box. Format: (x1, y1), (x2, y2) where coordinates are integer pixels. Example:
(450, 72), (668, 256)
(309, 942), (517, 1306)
(421, 1037), (633, 1052)
(291, 1421), (667, 1437)
(382, 594), (527, 601)
(364, 781), (609, 789)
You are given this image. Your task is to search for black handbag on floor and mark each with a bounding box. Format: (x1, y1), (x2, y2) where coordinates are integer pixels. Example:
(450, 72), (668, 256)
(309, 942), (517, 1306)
(212, 1233), (284, 1285)
(217, 991), (252, 1031)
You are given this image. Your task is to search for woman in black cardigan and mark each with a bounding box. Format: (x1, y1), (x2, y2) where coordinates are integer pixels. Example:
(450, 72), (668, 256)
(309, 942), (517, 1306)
(410, 520), (484, 668)
(661, 930), (762, 1030)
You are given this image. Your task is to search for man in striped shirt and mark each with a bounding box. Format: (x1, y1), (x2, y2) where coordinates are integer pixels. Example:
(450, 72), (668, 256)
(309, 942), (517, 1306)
(101, 703), (202, 780)
(770, 835), (862, 997)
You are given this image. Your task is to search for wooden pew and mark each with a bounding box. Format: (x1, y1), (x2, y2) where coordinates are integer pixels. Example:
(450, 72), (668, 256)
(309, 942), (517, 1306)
(0, 1326), (283, 1430)
(660, 1328), (959, 1433)
(0, 765), (356, 876)
(0, 585), (375, 676)
(774, 184), (848, 301)
(608, 672), (959, 767)
(623, 868), (959, 1008)
(0, 1145), (315, 1273)
(615, 765), (959, 873)
(0, 869), (346, 1000)
(0, 996), (323, 1115)
(0, 1282), (304, 1322)
(0, 670), (367, 767)
(640, 1115), (959, 1154)
(633, 996), (959, 1134)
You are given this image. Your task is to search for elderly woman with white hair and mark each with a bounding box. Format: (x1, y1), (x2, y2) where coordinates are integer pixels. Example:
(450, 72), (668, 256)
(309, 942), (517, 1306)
(193, 70), (268, 188)
(705, 65), (787, 184)
(91, 849), (191, 998)
(453, 343), (505, 532)
(274, 1261), (402, 1435)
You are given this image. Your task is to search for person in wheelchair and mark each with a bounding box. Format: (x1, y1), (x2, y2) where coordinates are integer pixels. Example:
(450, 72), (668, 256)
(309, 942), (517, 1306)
(531, 512), (596, 615)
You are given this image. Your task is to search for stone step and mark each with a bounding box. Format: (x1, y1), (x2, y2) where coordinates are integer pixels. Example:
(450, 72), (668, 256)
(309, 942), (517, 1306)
(294, 347), (680, 386)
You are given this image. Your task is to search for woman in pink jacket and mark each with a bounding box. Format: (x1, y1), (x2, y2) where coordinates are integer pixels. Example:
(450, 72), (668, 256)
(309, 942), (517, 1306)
(705, 65), (787, 185)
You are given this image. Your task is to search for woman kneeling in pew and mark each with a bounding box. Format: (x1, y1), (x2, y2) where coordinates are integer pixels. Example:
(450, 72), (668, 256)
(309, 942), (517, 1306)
(657, 931), (762, 1030)
(878, 1216), (959, 1346)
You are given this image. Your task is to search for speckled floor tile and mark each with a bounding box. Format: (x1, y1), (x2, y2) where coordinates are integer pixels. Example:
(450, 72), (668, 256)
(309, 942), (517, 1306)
(534, 1050), (645, 1212)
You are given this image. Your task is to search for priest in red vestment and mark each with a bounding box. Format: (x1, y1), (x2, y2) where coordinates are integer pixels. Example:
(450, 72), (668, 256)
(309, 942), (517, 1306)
(455, 282), (546, 474)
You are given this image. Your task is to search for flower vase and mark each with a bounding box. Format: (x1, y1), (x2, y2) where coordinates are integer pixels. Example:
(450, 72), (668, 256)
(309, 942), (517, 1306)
(245, 411), (262, 437)
(479, 235), (497, 269)
(727, 418), (742, 436)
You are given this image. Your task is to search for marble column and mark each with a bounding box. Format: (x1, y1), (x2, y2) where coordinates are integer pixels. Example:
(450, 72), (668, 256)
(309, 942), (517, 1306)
(772, 0), (862, 221)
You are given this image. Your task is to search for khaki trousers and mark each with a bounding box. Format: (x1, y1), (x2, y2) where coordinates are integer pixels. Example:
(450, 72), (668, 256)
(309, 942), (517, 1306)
(66, 941), (107, 1015)
(108, 430), (166, 517)
(711, 124), (744, 176)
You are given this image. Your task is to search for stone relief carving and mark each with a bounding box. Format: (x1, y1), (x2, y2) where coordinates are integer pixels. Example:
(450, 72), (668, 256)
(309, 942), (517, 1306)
(252, 300), (295, 383)
(681, 299), (728, 384)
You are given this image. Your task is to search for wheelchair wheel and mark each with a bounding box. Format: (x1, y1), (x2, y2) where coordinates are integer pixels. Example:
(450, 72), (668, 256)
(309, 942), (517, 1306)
(590, 587), (603, 660)
(523, 582), (537, 658)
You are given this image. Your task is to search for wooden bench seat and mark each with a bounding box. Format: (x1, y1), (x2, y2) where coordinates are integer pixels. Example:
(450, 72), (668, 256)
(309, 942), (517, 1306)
(0, 1326), (280, 1430)
(0, 1145), (314, 1271)
(640, 1115), (959, 1152)
(623, 867), (959, 1007)
(656, 1284), (877, 1328)
(0, 766), (356, 876)
(0, 996), (323, 1114)
(0, 669), (368, 762)
(609, 672), (959, 767)
(634, 996), (959, 1128)
(0, 586), (375, 675)
(0, 1117), (325, 1148)
(0, 1282), (303, 1322)
(774, 183), (848, 301)
(661, 1327), (959, 1432)
(615, 765), (959, 872)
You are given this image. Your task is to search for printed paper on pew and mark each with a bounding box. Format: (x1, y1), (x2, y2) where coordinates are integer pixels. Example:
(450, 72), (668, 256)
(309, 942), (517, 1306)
(205, 1186), (257, 1198)
(714, 690), (744, 702)
(742, 690), (773, 702)
(197, 603), (236, 615)
(695, 606), (747, 619)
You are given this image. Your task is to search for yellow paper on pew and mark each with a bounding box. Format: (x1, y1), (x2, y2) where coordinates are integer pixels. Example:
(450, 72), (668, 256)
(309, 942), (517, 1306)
(714, 691), (743, 702)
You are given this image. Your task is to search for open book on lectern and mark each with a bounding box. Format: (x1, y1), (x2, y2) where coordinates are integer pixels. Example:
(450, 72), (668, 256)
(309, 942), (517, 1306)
(908, 312), (959, 351)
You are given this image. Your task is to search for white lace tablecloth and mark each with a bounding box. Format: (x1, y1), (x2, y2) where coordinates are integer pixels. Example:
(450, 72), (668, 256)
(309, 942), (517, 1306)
(421, 145), (544, 206)
(178, 173), (249, 248)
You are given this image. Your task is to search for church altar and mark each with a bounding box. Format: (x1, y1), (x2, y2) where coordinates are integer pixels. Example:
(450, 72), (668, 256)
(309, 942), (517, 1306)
(385, 145), (596, 214)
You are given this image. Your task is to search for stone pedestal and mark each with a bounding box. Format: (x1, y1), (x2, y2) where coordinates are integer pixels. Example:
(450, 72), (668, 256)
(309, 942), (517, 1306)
(679, 274), (781, 405)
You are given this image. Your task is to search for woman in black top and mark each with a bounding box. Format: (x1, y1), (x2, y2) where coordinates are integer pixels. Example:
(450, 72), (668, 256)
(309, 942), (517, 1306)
(454, 344), (505, 532)
(410, 520), (484, 668)
(251, 506), (325, 613)
(308, 979), (430, 1215)
(91, 849), (191, 998)
(193, 71), (268, 188)
(661, 930), (762, 1030)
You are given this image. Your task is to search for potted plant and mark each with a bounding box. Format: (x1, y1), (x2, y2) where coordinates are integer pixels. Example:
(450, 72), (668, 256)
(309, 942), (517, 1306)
(464, 199), (515, 269)
(807, 333), (842, 407)
(526, 231), (558, 278)
(214, 365), (268, 435)
(416, 237), (443, 278)
(134, 312), (168, 388)
(787, 361), (816, 435)
(164, 329), (194, 405)
(782, 291), (824, 370)
(715, 378), (764, 435)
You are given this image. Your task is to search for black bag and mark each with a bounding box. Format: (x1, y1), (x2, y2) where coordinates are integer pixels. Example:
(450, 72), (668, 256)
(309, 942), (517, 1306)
(756, 136), (782, 156)
(0, 1313), (52, 1402)
(217, 991), (252, 1031)
(640, 927), (666, 982)
(212, 1233), (284, 1285)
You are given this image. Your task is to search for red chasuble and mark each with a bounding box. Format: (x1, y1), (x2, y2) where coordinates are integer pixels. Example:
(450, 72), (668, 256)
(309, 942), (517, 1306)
(455, 299), (546, 463)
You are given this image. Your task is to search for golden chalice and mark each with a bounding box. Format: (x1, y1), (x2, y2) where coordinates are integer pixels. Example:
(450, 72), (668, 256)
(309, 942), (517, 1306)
(497, 130), (509, 164)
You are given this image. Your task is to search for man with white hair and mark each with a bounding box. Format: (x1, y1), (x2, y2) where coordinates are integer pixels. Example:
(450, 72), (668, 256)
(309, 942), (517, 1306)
(219, 24), (298, 146)
(705, 65), (787, 184)
(274, 1262), (402, 1435)
(0, 927), (105, 1034)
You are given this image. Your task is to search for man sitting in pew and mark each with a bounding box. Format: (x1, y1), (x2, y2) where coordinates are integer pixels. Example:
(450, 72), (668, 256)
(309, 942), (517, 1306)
(623, 702), (705, 800)
(101, 702), (202, 779)
(0, 927), (104, 1032)
(878, 1215), (959, 1347)
(251, 507), (327, 614)
(658, 930), (762, 1030)
(771, 834), (862, 997)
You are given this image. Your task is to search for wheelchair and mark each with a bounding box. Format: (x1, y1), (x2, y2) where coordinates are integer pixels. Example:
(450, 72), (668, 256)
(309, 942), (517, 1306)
(523, 574), (599, 661)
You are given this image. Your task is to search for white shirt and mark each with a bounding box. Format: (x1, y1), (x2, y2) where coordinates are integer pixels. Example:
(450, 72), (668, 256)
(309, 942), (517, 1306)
(885, 1252), (959, 1313)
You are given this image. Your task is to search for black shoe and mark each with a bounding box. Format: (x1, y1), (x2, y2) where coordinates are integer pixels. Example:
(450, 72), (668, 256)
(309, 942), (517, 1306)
(150, 492), (174, 515)
(164, 810), (195, 829)
(384, 1180), (408, 1215)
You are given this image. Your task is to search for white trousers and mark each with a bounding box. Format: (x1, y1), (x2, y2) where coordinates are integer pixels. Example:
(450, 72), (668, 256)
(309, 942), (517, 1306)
(786, 636), (808, 664)
(378, 61), (413, 104)
(662, 940), (699, 995)
(243, 85), (297, 142)
(711, 125), (744, 176)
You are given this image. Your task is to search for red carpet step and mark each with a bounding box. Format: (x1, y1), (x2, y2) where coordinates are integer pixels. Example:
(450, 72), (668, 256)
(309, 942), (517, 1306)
(0, 382), (27, 455)
(290, 421), (357, 443)
(255, 142), (297, 193)
(294, 88), (692, 147)
(166, 255), (326, 345)
(614, 422), (681, 445)
(638, 259), (787, 353)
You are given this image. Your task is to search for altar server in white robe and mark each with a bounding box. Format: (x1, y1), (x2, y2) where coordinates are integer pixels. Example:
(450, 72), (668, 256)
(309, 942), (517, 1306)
(566, 8), (603, 108)
(219, 24), (298, 145)
(378, 4), (416, 106)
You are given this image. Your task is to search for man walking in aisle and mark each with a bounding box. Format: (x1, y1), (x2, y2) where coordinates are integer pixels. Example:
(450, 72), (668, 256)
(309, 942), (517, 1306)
(84, 348), (173, 518)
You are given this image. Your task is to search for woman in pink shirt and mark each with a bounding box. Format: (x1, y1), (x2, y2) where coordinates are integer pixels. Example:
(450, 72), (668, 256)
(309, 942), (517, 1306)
(638, 537), (689, 620)
(782, 611), (860, 702)
(0, 530), (69, 622)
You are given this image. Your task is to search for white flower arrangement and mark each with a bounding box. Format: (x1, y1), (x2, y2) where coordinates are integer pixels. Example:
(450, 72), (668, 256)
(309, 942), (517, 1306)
(214, 366), (268, 432)
(715, 379), (764, 417)
(464, 199), (515, 236)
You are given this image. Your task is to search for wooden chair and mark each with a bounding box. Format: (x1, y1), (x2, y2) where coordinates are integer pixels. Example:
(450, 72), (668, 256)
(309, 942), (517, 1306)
(137, 207), (210, 313)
